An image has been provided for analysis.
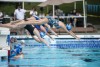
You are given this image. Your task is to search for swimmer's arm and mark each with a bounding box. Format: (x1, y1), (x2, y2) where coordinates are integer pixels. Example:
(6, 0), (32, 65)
(69, 31), (80, 40)
(46, 33), (54, 40)
(44, 24), (58, 36)
(14, 54), (24, 59)
(67, 30), (80, 40)
(40, 25), (54, 40)
(16, 20), (46, 26)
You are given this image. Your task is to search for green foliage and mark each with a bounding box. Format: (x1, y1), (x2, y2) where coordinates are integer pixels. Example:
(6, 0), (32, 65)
(0, 1), (100, 25)
(0, 2), (15, 16)
(87, 0), (100, 5)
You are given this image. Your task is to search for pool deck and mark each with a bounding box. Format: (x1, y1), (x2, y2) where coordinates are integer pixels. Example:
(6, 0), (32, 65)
(60, 32), (100, 35)
(10, 27), (98, 35)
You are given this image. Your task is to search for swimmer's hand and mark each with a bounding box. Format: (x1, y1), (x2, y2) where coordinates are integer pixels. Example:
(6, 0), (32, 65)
(76, 37), (80, 40)
(47, 45), (50, 48)
(51, 38), (54, 41)
(46, 44), (50, 48)
(55, 34), (58, 37)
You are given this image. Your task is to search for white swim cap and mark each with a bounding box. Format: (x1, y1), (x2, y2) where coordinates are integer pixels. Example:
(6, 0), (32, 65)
(20, 40), (25, 43)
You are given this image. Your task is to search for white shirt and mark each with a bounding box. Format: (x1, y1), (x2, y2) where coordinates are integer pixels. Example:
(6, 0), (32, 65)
(14, 9), (26, 20)
(0, 12), (3, 17)
(30, 10), (38, 16)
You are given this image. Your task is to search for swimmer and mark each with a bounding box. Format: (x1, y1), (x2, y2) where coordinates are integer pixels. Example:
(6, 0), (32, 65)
(30, 15), (54, 40)
(24, 24), (50, 47)
(66, 22), (79, 39)
(9, 49), (24, 60)
(0, 21), (50, 47)
(33, 16), (58, 37)
(14, 17), (58, 37)
(16, 16), (80, 39)
(35, 25), (54, 40)
(45, 16), (80, 39)
(0, 17), (48, 29)
(0, 20), (22, 29)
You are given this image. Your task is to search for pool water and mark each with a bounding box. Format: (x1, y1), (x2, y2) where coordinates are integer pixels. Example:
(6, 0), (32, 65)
(0, 60), (8, 67)
(9, 38), (100, 67)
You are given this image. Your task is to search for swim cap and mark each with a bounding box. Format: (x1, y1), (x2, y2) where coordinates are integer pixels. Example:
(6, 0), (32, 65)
(20, 40), (25, 44)
(40, 32), (46, 38)
(66, 24), (72, 31)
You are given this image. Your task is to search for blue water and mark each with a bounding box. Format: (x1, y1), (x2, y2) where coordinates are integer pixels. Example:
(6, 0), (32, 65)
(9, 38), (100, 67)
(0, 61), (8, 67)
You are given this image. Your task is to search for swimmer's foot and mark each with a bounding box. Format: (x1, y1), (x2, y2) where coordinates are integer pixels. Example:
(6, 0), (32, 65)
(46, 44), (50, 48)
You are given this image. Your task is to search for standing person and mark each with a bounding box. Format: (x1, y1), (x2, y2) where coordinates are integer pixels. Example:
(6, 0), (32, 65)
(71, 9), (77, 27)
(14, 5), (26, 35)
(14, 5), (27, 20)
(0, 10), (3, 23)
(0, 10), (3, 18)
(14, 5), (28, 34)
(30, 7), (38, 17)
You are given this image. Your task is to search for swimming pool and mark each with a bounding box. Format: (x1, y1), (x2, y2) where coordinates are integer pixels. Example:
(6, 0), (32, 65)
(9, 35), (100, 67)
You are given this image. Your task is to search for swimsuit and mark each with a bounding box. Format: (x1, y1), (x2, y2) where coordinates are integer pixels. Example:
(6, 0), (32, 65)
(46, 16), (61, 29)
(24, 25), (35, 35)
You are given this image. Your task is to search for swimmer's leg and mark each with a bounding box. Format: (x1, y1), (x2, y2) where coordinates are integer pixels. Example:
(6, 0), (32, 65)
(32, 36), (41, 42)
(33, 28), (50, 47)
